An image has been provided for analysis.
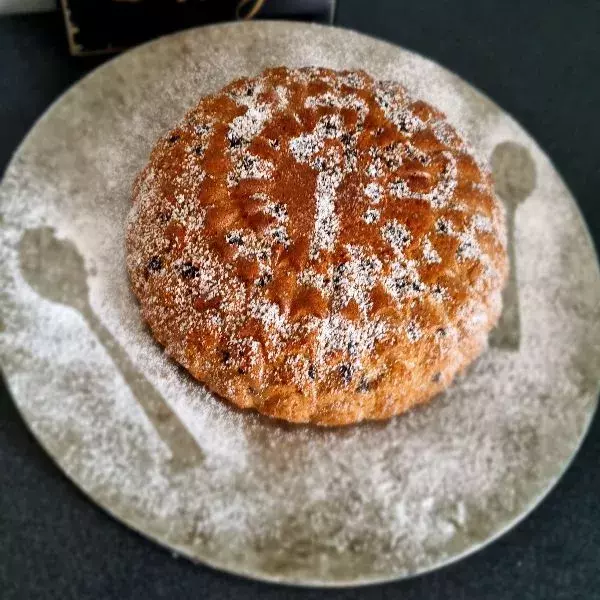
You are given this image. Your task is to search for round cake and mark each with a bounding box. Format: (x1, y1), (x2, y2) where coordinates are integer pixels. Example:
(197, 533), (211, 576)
(126, 66), (508, 426)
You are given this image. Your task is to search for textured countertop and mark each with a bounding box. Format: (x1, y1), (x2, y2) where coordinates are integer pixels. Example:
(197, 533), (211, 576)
(1, 2), (599, 598)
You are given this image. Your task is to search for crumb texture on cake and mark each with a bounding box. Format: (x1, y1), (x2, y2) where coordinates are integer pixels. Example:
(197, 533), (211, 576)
(126, 66), (508, 425)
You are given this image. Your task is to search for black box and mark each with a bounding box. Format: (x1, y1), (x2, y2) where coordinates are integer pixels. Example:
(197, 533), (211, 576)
(61, 0), (336, 56)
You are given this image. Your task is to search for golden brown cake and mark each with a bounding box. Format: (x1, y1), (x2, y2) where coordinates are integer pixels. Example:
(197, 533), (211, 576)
(126, 67), (508, 426)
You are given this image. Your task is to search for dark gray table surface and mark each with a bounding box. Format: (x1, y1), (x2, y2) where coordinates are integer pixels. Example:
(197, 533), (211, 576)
(1, 2), (599, 599)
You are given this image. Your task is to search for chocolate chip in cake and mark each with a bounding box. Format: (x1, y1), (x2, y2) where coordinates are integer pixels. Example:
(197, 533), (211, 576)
(228, 134), (242, 149)
(225, 232), (244, 246)
(323, 120), (337, 135)
(339, 364), (353, 385)
(332, 264), (346, 290)
(181, 262), (200, 278)
(347, 339), (359, 356)
(356, 377), (371, 393)
(271, 203), (286, 219)
(256, 273), (273, 288)
(271, 228), (289, 245)
(195, 123), (211, 136)
(340, 133), (352, 146)
(436, 218), (450, 234)
(147, 256), (162, 273)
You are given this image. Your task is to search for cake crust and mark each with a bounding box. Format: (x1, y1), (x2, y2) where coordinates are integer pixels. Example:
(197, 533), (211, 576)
(126, 67), (507, 425)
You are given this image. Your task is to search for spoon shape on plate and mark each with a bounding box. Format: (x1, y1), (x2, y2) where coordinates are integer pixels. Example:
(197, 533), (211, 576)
(18, 227), (204, 468)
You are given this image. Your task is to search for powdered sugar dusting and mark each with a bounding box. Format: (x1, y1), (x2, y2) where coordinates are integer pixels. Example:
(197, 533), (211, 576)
(382, 219), (412, 253)
(422, 237), (441, 264)
(364, 182), (383, 203)
(311, 169), (341, 257)
(363, 208), (380, 224)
